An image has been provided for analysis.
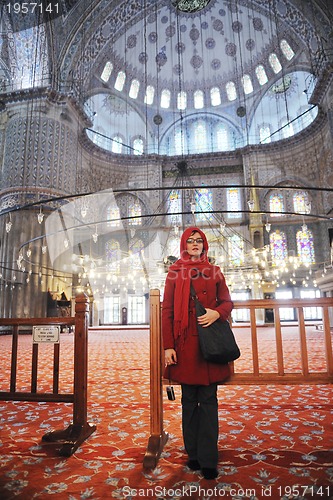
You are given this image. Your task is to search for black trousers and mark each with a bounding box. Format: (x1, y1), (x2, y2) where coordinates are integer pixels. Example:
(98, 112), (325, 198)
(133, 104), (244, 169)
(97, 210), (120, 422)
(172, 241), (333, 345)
(181, 383), (219, 468)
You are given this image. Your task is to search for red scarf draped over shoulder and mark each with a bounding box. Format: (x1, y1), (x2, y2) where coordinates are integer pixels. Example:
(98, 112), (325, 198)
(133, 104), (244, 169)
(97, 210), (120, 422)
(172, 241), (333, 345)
(168, 226), (212, 342)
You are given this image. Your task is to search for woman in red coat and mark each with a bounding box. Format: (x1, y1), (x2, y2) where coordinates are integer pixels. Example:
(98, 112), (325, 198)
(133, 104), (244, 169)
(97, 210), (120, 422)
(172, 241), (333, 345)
(162, 226), (233, 480)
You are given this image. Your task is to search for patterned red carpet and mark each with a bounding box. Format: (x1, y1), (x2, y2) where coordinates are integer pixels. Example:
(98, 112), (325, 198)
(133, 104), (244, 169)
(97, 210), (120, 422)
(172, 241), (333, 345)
(0, 329), (332, 499)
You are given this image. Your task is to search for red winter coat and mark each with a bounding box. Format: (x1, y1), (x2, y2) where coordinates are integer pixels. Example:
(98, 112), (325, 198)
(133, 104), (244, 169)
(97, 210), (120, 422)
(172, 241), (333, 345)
(162, 266), (233, 385)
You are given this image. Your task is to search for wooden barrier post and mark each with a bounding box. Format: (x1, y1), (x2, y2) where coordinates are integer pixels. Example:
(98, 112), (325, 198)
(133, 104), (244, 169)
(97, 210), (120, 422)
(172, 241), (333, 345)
(42, 293), (96, 456)
(143, 289), (168, 469)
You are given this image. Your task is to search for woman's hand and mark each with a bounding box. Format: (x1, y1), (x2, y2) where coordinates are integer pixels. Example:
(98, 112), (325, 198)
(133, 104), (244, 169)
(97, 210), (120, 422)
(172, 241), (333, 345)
(164, 348), (177, 366)
(197, 308), (220, 327)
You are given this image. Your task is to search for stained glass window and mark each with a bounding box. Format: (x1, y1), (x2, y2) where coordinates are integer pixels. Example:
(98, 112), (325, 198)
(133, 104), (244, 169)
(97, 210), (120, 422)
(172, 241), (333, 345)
(228, 235), (244, 266)
(128, 198), (142, 226)
(255, 65), (268, 85)
(101, 62), (113, 82)
(112, 136), (123, 154)
(293, 191), (310, 214)
(227, 187), (241, 219)
(194, 90), (204, 109)
(268, 53), (282, 74)
(129, 79), (140, 99)
(107, 204), (121, 227)
(241, 74), (253, 94)
(114, 71), (126, 91)
(105, 240), (121, 273)
(129, 239), (144, 269)
(210, 87), (221, 106)
(168, 190), (182, 225)
(133, 138), (144, 155)
(174, 129), (186, 155)
(270, 230), (288, 266)
(281, 118), (294, 139)
(280, 39), (295, 61)
(194, 121), (207, 152)
(216, 124), (229, 151)
(296, 226), (315, 264)
(161, 89), (171, 109)
(177, 91), (187, 110)
(144, 85), (155, 105)
(259, 126), (271, 144)
(269, 193), (284, 217)
(226, 81), (237, 101)
(195, 188), (213, 222)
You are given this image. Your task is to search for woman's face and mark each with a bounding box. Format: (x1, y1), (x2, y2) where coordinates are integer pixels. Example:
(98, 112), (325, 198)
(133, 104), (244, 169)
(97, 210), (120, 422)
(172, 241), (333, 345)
(186, 231), (204, 260)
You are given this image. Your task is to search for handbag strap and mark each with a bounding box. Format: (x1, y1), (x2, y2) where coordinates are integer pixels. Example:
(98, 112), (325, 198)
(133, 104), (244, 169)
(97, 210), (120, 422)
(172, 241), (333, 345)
(190, 280), (197, 299)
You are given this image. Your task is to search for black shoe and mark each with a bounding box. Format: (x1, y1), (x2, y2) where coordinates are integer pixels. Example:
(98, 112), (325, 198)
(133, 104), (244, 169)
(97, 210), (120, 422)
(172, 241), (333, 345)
(186, 459), (201, 471)
(201, 467), (218, 479)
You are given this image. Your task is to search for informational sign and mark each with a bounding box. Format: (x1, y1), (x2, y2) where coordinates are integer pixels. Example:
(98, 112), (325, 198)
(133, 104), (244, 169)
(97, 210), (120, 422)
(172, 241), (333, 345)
(33, 325), (60, 344)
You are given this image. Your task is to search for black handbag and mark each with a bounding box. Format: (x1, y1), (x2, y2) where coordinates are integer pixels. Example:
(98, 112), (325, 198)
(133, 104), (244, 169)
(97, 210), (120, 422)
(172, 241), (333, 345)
(190, 281), (241, 365)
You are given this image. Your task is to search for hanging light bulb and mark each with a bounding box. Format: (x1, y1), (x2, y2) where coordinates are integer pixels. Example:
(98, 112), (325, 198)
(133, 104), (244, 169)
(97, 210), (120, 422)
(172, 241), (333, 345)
(64, 238), (69, 248)
(37, 208), (44, 224)
(247, 199), (255, 212)
(26, 248), (32, 258)
(174, 225), (179, 236)
(301, 222), (307, 232)
(265, 221), (271, 233)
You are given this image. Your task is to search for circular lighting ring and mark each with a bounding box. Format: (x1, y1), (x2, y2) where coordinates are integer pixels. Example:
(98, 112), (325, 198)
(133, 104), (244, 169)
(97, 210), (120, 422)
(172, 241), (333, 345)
(172, 0), (211, 13)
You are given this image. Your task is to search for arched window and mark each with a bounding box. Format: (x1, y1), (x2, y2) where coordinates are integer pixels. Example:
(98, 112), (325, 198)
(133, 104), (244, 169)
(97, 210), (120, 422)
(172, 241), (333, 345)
(270, 230), (288, 266)
(144, 85), (155, 105)
(268, 53), (282, 74)
(194, 120), (207, 152)
(105, 240), (121, 274)
(177, 91), (187, 110)
(255, 65), (268, 85)
(161, 89), (171, 108)
(296, 226), (315, 265)
(174, 129), (186, 155)
(194, 90), (204, 109)
(101, 61), (113, 82)
(227, 187), (241, 219)
(269, 193), (284, 217)
(226, 81), (237, 101)
(281, 118), (294, 139)
(133, 137), (144, 155)
(129, 79), (140, 99)
(228, 235), (244, 266)
(114, 71), (126, 91)
(195, 187), (213, 222)
(280, 39), (295, 61)
(168, 190), (182, 225)
(107, 203), (121, 227)
(111, 135), (123, 154)
(128, 198), (142, 226)
(293, 191), (310, 214)
(241, 74), (253, 94)
(210, 87), (221, 106)
(259, 125), (271, 144)
(216, 123), (228, 151)
(129, 239), (144, 270)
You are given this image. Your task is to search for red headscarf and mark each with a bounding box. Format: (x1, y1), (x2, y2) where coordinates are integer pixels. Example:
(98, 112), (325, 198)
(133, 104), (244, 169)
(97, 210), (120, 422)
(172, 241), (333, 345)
(168, 226), (212, 340)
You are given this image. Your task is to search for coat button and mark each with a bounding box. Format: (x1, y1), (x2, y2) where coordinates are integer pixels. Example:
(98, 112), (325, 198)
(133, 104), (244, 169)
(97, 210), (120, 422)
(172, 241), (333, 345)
(203, 290), (207, 294)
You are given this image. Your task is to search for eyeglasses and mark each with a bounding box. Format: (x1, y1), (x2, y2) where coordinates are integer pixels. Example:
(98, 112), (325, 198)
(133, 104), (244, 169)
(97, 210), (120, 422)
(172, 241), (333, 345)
(186, 238), (204, 244)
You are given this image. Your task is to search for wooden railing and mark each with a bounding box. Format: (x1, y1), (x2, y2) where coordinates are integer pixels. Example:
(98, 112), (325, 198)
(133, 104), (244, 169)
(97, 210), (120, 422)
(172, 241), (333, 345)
(0, 293), (96, 456)
(143, 291), (333, 469)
